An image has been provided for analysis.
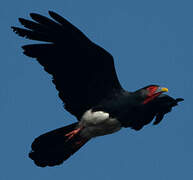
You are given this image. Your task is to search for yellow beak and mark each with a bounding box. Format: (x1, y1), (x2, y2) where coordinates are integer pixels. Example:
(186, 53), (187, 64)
(161, 87), (169, 92)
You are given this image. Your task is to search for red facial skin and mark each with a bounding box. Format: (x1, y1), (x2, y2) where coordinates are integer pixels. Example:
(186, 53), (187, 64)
(143, 86), (162, 104)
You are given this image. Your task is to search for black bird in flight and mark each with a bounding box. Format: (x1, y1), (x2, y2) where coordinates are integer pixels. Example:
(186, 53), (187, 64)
(12, 11), (184, 167)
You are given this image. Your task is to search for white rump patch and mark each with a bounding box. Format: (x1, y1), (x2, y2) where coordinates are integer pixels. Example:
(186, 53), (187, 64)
(81, 110), (109, 126)
(79, 109), (121, 138)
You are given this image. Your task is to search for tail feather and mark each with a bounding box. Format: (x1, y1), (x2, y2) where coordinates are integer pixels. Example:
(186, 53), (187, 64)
(29, 123), (89, 167)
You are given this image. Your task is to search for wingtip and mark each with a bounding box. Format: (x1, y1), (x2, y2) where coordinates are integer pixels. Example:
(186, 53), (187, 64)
(18, 17), (22, 22)
(176, 98), (184, 102)
(18, 17), (26, 25)
(29, 13), (36, 18)
(29, 12), (39, 19)
(48, 10), (58, 18)
(21, 45), (26, 51)
(48, 10), (55, 15)
(11, 26), (18, 33)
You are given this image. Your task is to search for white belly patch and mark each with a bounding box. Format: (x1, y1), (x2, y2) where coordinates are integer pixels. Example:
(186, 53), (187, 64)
(79, 109), (121, 138)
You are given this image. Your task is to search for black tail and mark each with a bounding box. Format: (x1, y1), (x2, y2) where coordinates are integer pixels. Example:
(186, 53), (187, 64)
(29, 123), (89, 167)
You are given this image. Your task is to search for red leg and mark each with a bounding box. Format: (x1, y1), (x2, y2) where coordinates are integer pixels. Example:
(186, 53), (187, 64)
(65, 127), (82, 140)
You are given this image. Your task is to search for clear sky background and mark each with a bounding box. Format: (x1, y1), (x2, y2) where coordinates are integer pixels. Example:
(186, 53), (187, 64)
(1, 0), (192, 179)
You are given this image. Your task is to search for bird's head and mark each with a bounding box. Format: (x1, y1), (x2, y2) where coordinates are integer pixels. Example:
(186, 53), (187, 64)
(135, 85), (169, 104)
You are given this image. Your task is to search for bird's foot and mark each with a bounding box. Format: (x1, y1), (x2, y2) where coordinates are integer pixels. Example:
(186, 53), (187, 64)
(65, 127), (82, 140)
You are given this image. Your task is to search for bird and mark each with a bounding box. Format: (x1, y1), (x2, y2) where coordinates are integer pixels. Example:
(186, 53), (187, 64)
(11, 11), (184, 167)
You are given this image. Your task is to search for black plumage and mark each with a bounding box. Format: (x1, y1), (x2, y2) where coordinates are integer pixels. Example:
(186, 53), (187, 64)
(12, 11), (121, 120)
(12, 11), (184, 167)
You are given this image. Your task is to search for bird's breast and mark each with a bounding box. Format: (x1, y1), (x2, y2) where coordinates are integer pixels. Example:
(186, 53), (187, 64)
(79, 109), (121, 138)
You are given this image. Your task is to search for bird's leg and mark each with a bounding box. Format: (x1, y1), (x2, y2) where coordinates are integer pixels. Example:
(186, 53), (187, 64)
(65, 126), (83, 140)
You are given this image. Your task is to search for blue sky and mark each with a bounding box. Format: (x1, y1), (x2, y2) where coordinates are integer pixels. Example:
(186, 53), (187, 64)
(1, 0), (193, 179)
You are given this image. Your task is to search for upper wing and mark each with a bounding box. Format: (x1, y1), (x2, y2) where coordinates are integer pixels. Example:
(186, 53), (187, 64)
(12, 11), (122, 120)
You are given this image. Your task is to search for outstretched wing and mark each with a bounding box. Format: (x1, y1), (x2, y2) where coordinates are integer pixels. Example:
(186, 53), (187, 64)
(12, 11), (122, 120)
(153, 95), (184, 125)
(127, 94), (184, 130)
